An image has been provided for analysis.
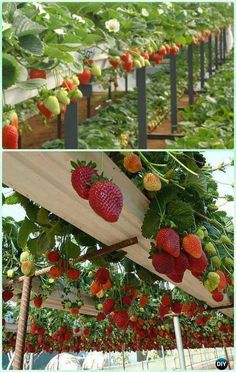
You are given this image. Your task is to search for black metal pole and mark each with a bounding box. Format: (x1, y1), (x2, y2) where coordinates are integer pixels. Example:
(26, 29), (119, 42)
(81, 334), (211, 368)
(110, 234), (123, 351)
(223, 28), (227, 62)
(200, 41), (205, 89)
(208, 34), (212, 77)
(57, 114), (62, 139)
(219, 30), (223, 64)
(87, 97), (91, 118)
(64, 102), (78, 149)
(136, 67), (147, 149)
(188, 44), (194, 105)
(108, 81), (112, 99)
(170, 54), (177, 132)
(215, 34), (218, 70)
(125, 74), (128, 92)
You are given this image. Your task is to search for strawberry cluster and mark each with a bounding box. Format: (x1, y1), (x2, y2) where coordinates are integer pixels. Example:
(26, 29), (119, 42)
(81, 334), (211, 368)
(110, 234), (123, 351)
(47, 250), (81, 281)
(71, 160), (123, 223)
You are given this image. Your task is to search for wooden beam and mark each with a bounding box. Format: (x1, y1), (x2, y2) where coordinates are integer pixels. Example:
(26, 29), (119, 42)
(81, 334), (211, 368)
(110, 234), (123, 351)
(2, 152), (233, 316)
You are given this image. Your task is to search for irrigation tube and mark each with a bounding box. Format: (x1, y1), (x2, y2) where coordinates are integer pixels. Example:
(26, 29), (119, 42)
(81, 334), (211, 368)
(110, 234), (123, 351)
(173, 316), (186, 370)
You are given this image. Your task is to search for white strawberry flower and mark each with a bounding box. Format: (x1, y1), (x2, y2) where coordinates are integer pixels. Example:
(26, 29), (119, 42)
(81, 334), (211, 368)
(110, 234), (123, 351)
(72, 14), (85, 24)
(141, 8), (149, 17)
(54, 29), (66, 35)
(105, 19), (120, 33)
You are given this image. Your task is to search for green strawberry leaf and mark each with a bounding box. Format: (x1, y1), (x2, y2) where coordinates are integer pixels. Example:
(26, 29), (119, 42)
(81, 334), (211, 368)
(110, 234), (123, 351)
(61, 240), (81, 259)
(167, 200), (195, 232)
(17, 218), (38, 249)
(141, 208), (161, 239)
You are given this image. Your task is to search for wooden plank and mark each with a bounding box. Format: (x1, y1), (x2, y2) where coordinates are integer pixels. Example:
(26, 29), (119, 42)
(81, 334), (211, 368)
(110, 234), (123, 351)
(12, 279), (97, 316)
(2, 152), (233, 316)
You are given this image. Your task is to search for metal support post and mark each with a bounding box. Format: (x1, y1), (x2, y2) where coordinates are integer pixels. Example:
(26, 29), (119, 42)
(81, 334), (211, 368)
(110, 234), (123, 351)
(57, 114), (62, 139)
(64, 102), (78, 149)
(79, 83), (92, 118)
(187, 44), (194, 105)
(122, 343), (125, 370)
(219, 30), (223, 63)
(170, 54), (177, 132)
(13, 276), (33, 370)
(136, 67), (147, 149)
(125, 74), (128, 92)
(223, 341), (231, 370)
(208, 35), (212, 76)
(200, 41), (205, 89)
(187, 348), (193, 369)
(223, 28), (227, 62)
(215, 34), (218, 70)
(108, 81), (112, 100)
(173, 316), (186, 370)
(161, 345), (167, 370)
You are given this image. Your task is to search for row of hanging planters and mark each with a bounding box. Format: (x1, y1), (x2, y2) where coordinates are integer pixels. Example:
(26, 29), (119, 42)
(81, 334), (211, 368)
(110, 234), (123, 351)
(2, 152), (233, 354)
(2, 2), (233, 149)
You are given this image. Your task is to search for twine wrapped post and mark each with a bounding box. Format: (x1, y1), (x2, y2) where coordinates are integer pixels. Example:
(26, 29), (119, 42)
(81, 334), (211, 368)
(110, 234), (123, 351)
(13, 276), (33, 370)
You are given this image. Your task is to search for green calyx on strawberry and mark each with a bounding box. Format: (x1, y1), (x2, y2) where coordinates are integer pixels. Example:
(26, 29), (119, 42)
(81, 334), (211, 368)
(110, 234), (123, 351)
(43, 96), (60, 116)
(56, 89), (70, 105)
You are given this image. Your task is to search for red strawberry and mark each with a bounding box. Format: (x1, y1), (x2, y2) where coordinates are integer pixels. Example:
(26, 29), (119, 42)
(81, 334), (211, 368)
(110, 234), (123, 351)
(182, 234), (203, 258)
(167, 271), (184, 283)
(83, 328), (90, 336)
(37, 102), (54, 119)
(67, 268), (81, 281)
(2, 289), (13, 302)
(34, 295), (43, 308)
(156, 228), (180, 257)
(139, 295), (148, 308)
(47, 251), (60, 263)
(61, 78), (76, 91)
(152, 252), (175, 274)
(187, 251), (208, 274)
(103, 298), (115, 315)
(113, 310), (129, 328)
(95, 268), (110, 284)
(212, 290), (224, 302)
(89, 181), (123, 223)
(78, 69), (92, 85)
(171, 302), (182, 314)
(29, 69), (46, 79)
(70, 306), (80, 315)
(122, 296), (132, 307)
(49, 266), (63, 279)
(174, 252), (189, 272)
(109, 57), (120, 68)
(123, 59), (134, 73)
(161, 294), (171, 306)
(71, 164), (97, 200)
(96, 312), (106, 321)
(158, 304), (169, 319)
(2, 124), (18, 149)
(216, 270), (227, 290)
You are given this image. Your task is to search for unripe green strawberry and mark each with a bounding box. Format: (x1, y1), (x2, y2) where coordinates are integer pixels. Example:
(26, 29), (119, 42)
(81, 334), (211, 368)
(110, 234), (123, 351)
(44, 96), (60, 115)
(143, 173), (161, 191)
(7, 269), (15, 278)
(97, 303), (103, 311)
(205, 242), (216, 255)
(56, 89), (70, 105)
(223, 257), (233, 268)
(69, 89), (83, 100)
(145, 59), (151, 67)
(21, 260), (36, 276)
(20, 251), (31, 263)
(72, 75), (79, 85)
(211, 256), (221, 269)
(91, 64), (102, 77)
(220, 235), (231, 245)
(134, 59), (142, 68)
(208, 272), (220, 286)
(64, 301), (72, 309)
(139, 56), (145, 67)
(196, 229), (205, 240)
